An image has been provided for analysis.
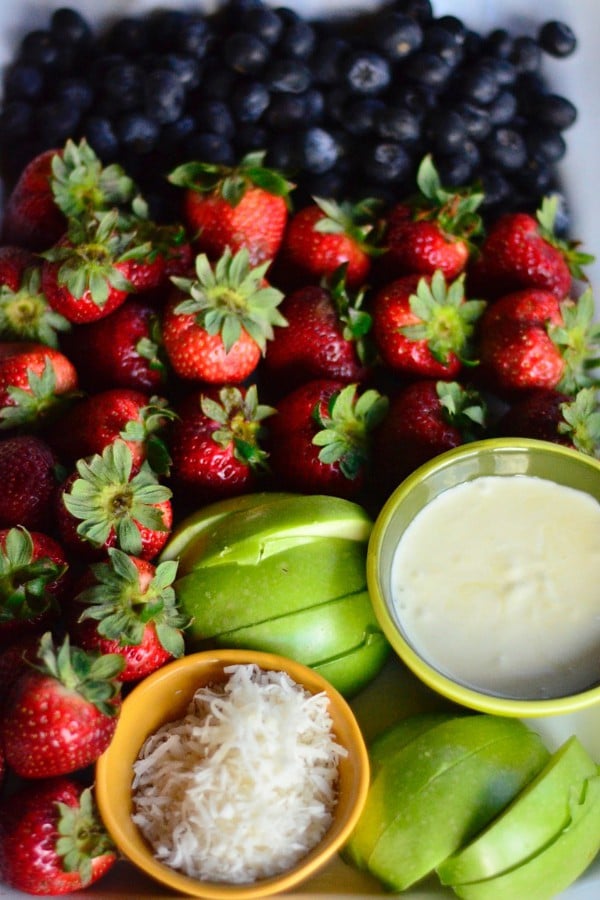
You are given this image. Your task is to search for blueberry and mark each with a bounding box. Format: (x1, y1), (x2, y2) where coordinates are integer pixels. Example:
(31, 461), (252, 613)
(525, 125), (566, 163)
(362, 140), (413, 184)
(530, 93), (577, 130)
(200, 61), (237, 100)
(344, 49), (392, 95)
(50, 7), (93, 46)
(172, 16), (214, 59)
(234, 123), (269, 154)
(194, 99), (235, 138)
(264, 58), (312, 94)
(230, 80), (271, 122)
(394, 0), (434, 24)
(116, 112), (160, 154)
(402, 51), (452, 90)
(103, 62), (145, 114)
(265, 133), (301, 171)
(538, 20), (577, 58)
(452, 100), (491, 141)
(515, 155), (553, 195)
(185, 132), (235, 165)
(375, 104), (422, 144)
(299, 126), (339, 174)
(341, 97), (384, 136)
(484, 29), (513, 60)
(105, 17), (150, 54)
(424, 109), (467, 154)
(433, 152), (475, 187)
(20, 30), (61, 69)
(52, 76), (94, 112)
(483, 126), (528, 170)
(161, 115), (197, 149)
(488, 90), (518, 126)
(511, 36), (542, 74)
(479, 168), (511, 209)
(224, 32), (270, 74)
(457, 62), (501, 105)
(239, 5), (283, 46)
(311, 36), (351, 85)
(0, 100), (33, 140)
(162, 53), (202, 91)
(3, 63), (44, 101)
(370, 12), (423, 61)
(37, 98), (81, 143)
(265, 93), (308, 130)
(278, 20), (316, 59)
(81, 115), (119, 160)
(145, 69), (187, 127)
(422, 22), (465, 67)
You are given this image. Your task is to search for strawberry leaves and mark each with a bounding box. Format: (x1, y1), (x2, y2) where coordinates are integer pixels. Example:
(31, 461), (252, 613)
(54, 787), (116, 887)
(312, 383), (388, 480)
(201, 384), (275, 470)
(169, 150), (294, 206)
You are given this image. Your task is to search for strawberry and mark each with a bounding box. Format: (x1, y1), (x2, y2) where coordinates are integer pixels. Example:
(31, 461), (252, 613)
(0, 633), (42, 712)
(40, 210), (148, 324)
(0, 434), (60, 530)
(275, 196), (382, 290)
(56, 439), (173, 561)
(0, 526), (69, 648)
(47, 388), (174, 474)
(468, 195), (595, 301)
(168, 150), (293, 265)
(70, 548), (187, 682)
(263, 268), (374, 392)
(375, 154), (484, 283)
(478, 287), (600, 395)
(372, 379), (488, 501)
(168, 384), (274, 501)
(496, 386), (600, 455)
(0, 341), (79, 431)
(268, 379), (388, 499)
(371, 269), (486, 378)
(60, 297), (168, 393)
(1, 631), (124, 777)
(0, 778), (117, 895)
(163, 247), (286, 383)
(124, 216), (194, 293)
(1, 148), (69, 251)
(0, 249), (71, 346)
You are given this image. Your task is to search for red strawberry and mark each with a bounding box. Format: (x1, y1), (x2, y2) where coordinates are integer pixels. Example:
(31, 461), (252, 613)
(56, 439), (173, 561)
(268, 379), (388, 498)
(0, 633), (42, 712)
(372, 379), (488, 501)
(1, 631), (124, 777)
(371, 269), (486, 378)
(263, 269), (374, 392)
(0, 341), (78, 431)
(0, 249), (71, 346)
(468, 195), (594, 301)
(60, 297), (168, 393)
(0, 777), (117, 894)
(168, 150), (293, 265)
(125, 218), (194, 293)
(40, 211), (144, 324)
(0, 434), (60, 529)
(496, 386), (600, 455)
(163, 247), (286, 383)
(276, 196), (382, 289)
(70, 548), (187, 682)
(47, 388), (174, 474)
(478, 287), (600, 395)
(0, 526), (69, 647)
(1, 148), (68, 251)
(375, 154), (484, 283)
(169, 384), (274, 501)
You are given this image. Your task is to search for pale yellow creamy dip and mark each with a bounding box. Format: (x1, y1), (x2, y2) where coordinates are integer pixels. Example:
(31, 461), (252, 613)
(391, 475), (600, 699)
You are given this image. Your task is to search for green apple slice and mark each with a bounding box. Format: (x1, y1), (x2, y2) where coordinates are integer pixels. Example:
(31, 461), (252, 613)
(438, 735), (598, 885)
(452, 775), (600, 900)
(312, 632), (390, 698)
(345, 715), (549, 890)
(369, 713), (458, 774)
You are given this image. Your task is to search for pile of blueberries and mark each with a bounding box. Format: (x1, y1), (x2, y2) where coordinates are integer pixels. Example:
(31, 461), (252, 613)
(0, 0), (578, 224)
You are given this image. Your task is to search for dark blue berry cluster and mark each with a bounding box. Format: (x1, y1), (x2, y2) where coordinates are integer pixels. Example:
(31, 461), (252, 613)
(0, 0), (578, 225)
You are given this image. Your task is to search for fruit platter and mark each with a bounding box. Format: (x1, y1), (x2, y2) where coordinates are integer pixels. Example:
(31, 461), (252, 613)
(1, 0), (600, 898)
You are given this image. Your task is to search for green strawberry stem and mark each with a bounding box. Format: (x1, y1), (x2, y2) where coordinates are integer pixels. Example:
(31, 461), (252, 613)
(551, 289), (600, 393)
(0, 357), (80, 430)
(119, 396), (176, 476)
(327, 265), (374, 365)
(436, 381), (488, 442)
(33, 631), (124, 716)
(0, 526), (66, 623)
(0, 265), (71, 347)
(311, 196), (386, 255)
(76, 548), (188, 658)
(412, 153), (485, 243)
(201, 384), (275, 471)
(171, 247), (287, 354)
(558, 387), (600, 456)
(536, 195), (596, 281)
(51, 137), (137, 222)
(168, 149), (294, 207)
(312, 383), (389, 480)
(55, 787), (116, 886)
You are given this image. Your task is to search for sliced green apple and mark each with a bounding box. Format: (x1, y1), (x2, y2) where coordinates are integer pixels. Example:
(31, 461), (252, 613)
(345, 715), (549, 890)
(369, 712), (458, 774)
(452, 775), (600, 900)
(438, 735), (599, 886)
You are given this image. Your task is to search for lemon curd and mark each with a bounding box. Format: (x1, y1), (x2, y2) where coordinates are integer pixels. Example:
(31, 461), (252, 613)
(391, 474), (600, 699)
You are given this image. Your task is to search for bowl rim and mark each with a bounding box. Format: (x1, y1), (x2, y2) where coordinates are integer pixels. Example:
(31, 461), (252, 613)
(95, 647), (370, 900)
(367, 437), (600, 718)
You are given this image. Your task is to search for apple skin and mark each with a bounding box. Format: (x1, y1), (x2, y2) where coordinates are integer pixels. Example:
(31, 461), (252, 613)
(162, 493), (389, 696)
(344, 715), (549, 888)
(453, 774), (600, 900)
(438, 735), (599, 885)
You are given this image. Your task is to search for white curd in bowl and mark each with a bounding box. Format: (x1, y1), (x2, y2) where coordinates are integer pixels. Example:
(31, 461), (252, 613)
(391, 474), (600, 700)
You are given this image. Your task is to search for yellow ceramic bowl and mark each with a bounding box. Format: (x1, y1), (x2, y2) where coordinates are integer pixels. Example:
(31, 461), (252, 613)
(95, 648), (370, 899)
(367, 438), (600, 728)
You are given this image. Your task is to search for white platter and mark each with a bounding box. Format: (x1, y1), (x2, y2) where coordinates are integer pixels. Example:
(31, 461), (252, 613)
(0, 1), (599, 899)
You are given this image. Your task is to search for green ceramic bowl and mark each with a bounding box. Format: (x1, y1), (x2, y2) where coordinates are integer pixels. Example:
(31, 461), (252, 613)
(367, 438), (600, 735)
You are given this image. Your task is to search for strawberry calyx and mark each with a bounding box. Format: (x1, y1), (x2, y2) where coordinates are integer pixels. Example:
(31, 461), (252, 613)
(0, 526), (67, 624)
(411, 154), (484, 245)
(62, 439), (172, 556)
(55, 786), (116, 887)
(0, 357), (80, 430)
(168, 150), (295, 208)
(436, 380), (488, 441)
(119, 396), (176, 476)
(32, 631), (124, 716)
(557, 387), (600, 456)
(51, 138), (137, 223)
(76, 548), (187, 658)
(536, 195), (596, 281)
(312, 383), (389, 480)
(327, 265), (375, 365)
(401, 270), (487, 366)
(0, 266), (71, 346)
(311, 196), (386, 256)
(171, 247), (287, 354)
(201, 384), (275, 471)
(550, 289), (600, 394)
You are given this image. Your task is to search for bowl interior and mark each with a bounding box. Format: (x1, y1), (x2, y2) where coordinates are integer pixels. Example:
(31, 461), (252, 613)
(368, 438), (600, 717)
(95, 648), (369, 900)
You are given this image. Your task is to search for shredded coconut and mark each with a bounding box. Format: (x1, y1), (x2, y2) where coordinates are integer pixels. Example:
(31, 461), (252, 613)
(131, 663), (347, 883)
